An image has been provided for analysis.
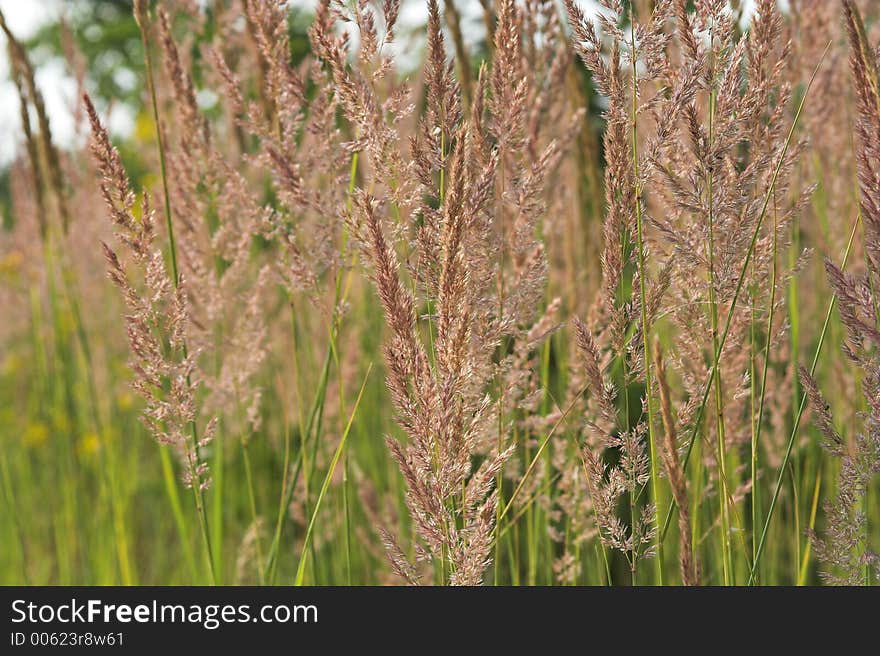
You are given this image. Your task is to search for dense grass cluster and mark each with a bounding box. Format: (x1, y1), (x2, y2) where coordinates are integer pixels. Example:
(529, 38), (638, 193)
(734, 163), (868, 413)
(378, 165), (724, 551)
(1, 0), (879, 586)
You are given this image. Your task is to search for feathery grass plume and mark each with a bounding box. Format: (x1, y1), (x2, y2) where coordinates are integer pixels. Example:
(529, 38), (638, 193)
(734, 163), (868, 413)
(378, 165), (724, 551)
(349, 169), (510, 584)
(564, 0), (635, 574)
(573, 314), (654, 575)
(652, 0), (803, 424)
(564, 0), (629, 337)
(565, 0), (678, 581)
(486, 2), (581, 555)
(471, 0), (582, 584)
(139, 3), (286, 581)
(341, 0), (573, 584)
(85, 94), (216, 494)
(565, 0), (811, 583)
(651, 0), (812, 576)
(1, 11), (47, 239)
(350, 123), (515, 581)
(411, 0), (464, 297)
(154, 7), (273, 437)
(209, 0), (376, 582)
(211, 1), (351, 307)
(800, 0), (880, 586)
(844, 0), (880, 272)
(316, 0), (461, 583)
(0, 9), (71, 235)
(802, 340), (880, 584)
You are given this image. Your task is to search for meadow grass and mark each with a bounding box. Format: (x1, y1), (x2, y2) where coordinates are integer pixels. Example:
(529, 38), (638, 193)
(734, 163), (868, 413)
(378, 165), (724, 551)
(0, 0), (879, 586)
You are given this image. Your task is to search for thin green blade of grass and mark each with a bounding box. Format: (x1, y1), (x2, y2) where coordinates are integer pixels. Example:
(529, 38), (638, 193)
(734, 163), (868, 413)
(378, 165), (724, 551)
(749, 212), (861, 583)
(629, 4), (664, 585)
(294, 363), (372, 586)
(264, 344), (331, 584)
(798, 470), (822, 585)
(158, 446), (198, 581)
(499, 385), (586, 524)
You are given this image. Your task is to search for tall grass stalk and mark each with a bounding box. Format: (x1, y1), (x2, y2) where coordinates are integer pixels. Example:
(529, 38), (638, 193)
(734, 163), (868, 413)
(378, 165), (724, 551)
(749, 210), (860, 583)
(705, 33), (731, 586)
(751, 193), (780, 574)
(629, 8), (664, 585)
(294, 364), (372, 585)
(265, 146), (360, 584)
(660, 44), (830, 545)
(134, 1), (214, 583)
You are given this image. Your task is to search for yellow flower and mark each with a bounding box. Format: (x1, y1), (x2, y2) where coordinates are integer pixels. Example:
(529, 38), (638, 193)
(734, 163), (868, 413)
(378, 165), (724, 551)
(77, 432), (102, 457)
(22, 423), (49, 448)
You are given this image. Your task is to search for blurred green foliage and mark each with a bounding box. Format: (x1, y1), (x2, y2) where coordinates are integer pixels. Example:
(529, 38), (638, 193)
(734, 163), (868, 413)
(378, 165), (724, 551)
(26, 0), (143, 106)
